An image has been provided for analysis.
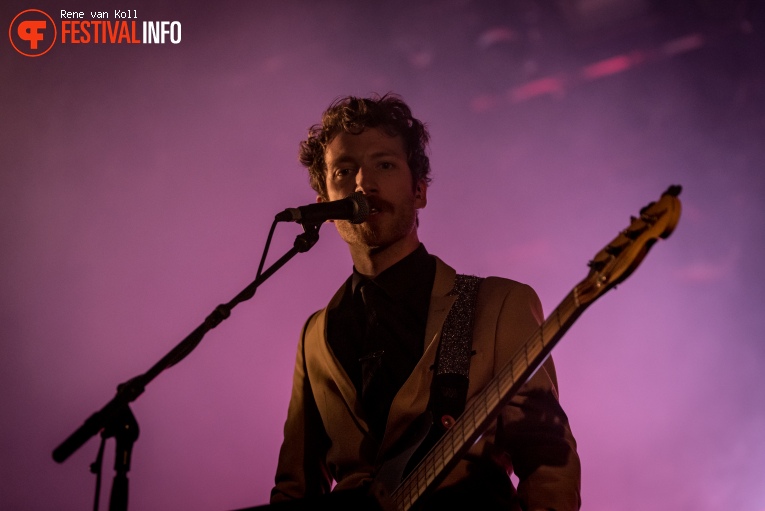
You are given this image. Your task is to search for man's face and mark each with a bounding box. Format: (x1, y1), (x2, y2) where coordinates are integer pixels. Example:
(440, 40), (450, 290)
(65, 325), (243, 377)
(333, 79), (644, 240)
(322, 127), (427, 251)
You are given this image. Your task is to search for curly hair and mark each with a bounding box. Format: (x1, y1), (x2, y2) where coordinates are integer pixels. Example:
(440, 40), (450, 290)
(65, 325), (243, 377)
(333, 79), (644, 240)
(299, 94), (431, 199)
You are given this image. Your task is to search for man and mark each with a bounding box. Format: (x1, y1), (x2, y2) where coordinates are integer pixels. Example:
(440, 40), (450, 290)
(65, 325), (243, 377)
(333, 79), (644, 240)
(270, 94), (580, 510)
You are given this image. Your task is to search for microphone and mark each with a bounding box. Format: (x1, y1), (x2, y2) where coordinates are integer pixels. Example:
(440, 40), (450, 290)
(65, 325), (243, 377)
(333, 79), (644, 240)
(275, 192), (370, 224)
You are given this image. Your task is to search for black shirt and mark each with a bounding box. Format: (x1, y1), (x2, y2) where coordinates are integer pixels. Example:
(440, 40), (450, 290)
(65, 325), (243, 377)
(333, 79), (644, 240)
(327, 244), (436, 440)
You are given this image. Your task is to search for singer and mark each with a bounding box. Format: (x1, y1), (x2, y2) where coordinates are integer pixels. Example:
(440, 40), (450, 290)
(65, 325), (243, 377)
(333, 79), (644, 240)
(270, 94), (581, 510)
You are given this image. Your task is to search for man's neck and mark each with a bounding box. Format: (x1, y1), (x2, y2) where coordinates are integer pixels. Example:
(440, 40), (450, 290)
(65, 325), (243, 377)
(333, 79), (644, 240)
(349, 235), (421, 278)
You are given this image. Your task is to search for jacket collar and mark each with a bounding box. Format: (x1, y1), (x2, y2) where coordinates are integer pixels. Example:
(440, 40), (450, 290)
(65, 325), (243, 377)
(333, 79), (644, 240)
(380, 256), (456, 457)
(313, 256), (457, 452)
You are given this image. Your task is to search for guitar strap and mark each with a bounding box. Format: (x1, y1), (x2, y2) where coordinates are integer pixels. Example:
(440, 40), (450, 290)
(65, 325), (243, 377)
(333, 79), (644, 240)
(429, 274), (483, 430)
(400, 274), (483, 478)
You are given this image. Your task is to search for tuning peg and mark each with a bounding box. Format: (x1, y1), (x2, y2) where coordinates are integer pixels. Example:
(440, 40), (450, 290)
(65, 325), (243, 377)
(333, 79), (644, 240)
(639, 201), (655, 216)
(622, 225), (646, 240)
(605, 244), (624, 256)
(640, 212), (660, 224)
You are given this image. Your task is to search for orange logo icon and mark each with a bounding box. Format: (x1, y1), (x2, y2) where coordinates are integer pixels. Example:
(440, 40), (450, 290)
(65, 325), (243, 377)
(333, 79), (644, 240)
(9, 9), (57, 57)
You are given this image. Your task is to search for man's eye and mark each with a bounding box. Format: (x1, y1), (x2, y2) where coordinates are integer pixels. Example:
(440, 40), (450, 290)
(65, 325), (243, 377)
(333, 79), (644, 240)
(379, 162), (393, 170)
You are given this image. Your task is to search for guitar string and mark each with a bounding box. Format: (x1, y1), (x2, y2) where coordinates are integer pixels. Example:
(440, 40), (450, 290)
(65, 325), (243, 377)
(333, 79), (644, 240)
(393, 192), (681, 508)
(392, 290), (579, 509)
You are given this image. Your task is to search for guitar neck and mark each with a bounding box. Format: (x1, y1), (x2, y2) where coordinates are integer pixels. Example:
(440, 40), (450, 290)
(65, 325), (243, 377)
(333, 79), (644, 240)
(388, 186), (682, 511)
(391, 288), (585, 511)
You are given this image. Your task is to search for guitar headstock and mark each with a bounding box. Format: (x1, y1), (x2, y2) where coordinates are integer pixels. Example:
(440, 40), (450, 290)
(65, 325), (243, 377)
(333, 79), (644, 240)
(576, 185), (682, 306)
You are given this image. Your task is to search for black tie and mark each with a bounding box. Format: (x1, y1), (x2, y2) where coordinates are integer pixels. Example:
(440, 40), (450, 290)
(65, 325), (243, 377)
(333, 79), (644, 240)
(357, 280), (389, 439)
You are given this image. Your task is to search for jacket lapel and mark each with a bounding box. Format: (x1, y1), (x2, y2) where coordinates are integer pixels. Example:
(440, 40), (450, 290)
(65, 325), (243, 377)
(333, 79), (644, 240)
(379, 257), (457, 457)
(312, 257), (459, 452)
(312, 282), (372, 435)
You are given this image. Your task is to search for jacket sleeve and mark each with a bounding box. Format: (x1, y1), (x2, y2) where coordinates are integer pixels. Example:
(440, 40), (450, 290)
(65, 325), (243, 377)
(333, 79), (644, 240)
(270, 312), (333, 503)
(496, 283), (582, 511)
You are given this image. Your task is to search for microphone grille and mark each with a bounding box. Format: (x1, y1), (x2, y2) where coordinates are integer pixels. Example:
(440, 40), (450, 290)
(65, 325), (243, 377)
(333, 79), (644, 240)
(347, 192), (370, 224)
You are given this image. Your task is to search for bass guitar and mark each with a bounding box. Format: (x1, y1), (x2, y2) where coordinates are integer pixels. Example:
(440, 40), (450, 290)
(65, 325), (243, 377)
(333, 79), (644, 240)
(382, 185), (683, 511)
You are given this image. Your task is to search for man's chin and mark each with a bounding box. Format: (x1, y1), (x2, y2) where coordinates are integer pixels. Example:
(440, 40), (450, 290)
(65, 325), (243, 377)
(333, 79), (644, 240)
(336, 218), (415, 252)
(336, 223), (379, 247)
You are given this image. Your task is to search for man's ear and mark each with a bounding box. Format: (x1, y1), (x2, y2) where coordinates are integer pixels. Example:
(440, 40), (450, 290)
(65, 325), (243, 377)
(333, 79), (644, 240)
(414, 180), (427, 209)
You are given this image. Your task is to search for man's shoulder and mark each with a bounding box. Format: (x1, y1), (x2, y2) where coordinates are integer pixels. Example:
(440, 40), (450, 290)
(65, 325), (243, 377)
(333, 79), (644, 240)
(474, 276), (544, 323)
(300, 308), (324, 335)
(479, 275), (536, 293)
(318, 274), (354, 311)
(299, 274), (353, 334)
(476, 276), (539, 305)
(448, 269), (537, 298)
(432, 255), (539, 301)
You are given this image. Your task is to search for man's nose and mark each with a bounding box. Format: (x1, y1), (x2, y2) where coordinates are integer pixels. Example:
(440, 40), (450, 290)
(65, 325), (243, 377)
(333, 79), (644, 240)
(355, 166), (378, 193)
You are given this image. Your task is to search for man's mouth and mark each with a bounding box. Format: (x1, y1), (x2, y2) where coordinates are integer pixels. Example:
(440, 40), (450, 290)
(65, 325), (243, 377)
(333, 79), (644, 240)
(365, 199), (382, 216)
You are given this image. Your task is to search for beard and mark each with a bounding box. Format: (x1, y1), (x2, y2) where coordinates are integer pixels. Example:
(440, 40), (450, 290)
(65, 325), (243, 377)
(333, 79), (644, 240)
(333, 193), (418, 252)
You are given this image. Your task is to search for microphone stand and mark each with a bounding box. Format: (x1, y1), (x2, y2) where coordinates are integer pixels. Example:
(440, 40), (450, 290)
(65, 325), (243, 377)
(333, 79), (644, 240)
(53, 221), (323, 511)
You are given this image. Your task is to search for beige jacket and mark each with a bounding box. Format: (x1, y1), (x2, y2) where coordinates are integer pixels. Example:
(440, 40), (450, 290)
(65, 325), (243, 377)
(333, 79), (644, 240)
(272, 257), (580, 510)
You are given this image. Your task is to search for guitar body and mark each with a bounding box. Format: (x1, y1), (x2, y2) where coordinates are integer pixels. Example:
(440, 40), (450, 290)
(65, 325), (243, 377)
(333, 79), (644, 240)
(372, 412), (434, 496)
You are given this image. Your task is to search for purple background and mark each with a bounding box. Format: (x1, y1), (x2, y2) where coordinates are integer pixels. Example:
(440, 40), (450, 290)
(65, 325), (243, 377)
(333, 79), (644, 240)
(2, 1), (764, 510)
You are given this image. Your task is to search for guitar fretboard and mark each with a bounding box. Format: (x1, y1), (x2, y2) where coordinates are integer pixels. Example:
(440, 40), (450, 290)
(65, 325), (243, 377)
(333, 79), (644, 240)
(391, 289), (583, 511)
(387, 186), (681, 511)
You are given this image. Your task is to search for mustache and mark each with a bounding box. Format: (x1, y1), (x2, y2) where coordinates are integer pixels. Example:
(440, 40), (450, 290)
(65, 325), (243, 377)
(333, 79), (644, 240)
(362, 195), (390, 213)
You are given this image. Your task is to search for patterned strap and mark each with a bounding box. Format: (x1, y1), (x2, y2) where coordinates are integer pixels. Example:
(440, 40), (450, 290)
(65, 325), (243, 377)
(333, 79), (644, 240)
(401, 274), (484, 477)
(430, 274), (483, 421)
(435, 274), (483, 378)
